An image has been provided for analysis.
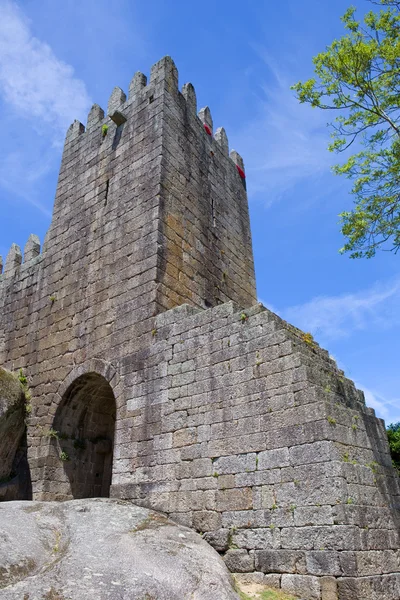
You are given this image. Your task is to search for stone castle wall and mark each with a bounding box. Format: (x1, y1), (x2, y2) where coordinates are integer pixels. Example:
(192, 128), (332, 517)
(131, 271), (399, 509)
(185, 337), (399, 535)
(0, 57), (399, 600)
(109, 300), (399, 600)
(0, 56), (255, 498)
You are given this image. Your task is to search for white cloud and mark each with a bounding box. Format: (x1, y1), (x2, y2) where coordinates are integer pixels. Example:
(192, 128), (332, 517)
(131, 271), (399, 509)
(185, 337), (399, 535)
(232, 50), (334, 205)
(281, 277), (400, 340)
(0, 148), (53, 215)
(0, 0), (92, 214)
(0, 0), (91, 135)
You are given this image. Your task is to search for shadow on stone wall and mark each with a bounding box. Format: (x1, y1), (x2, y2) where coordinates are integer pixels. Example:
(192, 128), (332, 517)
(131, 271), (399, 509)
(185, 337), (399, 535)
(0, 430), (32, 501)
(52, 373), (116, 499)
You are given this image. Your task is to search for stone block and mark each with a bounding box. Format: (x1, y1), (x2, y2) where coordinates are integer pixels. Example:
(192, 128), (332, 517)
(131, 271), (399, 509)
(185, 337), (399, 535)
(320, 576), (338, 600)
(255, 550), (306, 574)
(173, 427), (198, 447)
(306, 551), (341, 576)
(216, 487), (253, 511)
(203, 529), (230, 552)
(213, 453), (256, 475)
(232, 527), (281, 550)
(224, 549), (254, 573)
(258, 447), (290, 470)
(192, 510), (221, 532)
(281, 573), (321, 600)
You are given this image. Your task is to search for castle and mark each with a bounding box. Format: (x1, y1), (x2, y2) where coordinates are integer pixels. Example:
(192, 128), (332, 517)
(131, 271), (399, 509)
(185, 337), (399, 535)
(0, 57), (399, 600)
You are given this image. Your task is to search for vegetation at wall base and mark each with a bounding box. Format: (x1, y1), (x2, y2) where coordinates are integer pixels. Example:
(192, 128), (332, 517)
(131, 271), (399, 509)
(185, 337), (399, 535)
(237, 588), (298, 600)
(387, 422), (400, 474)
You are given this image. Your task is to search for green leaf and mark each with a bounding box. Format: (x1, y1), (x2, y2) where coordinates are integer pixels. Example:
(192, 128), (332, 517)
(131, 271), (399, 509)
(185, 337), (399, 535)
(292, 0), (400, 257)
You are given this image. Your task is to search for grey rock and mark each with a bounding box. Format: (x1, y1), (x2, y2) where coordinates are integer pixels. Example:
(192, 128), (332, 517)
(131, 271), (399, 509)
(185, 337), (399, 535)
(0, 368), (25, 482)
(203, 528), (230, 552)
(224, 549), (254, 573)
(0, 498), (240, 600)
(0, 56), (399, 600)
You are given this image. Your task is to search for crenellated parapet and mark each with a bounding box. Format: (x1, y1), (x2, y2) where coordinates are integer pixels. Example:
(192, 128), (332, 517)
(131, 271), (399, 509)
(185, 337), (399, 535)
(0, 234), (42, 289)
(1, 58), (399, 600)
(4, 243), (22, 275)
(48, 55), (255, 312)
(24, 234), (40, 263)
(62, 56), (247, 189)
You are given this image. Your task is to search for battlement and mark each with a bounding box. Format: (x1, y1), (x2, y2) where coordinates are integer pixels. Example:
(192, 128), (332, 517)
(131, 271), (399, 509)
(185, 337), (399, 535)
(65, 56), (247, 184)
(1, 57), (399, 600)
(0, 235), (41, 279)
(1, 56), (256, 318)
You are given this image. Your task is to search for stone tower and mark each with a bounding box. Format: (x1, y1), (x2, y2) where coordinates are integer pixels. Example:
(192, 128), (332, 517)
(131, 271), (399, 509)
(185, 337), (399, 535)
(0, 58), (399, 600)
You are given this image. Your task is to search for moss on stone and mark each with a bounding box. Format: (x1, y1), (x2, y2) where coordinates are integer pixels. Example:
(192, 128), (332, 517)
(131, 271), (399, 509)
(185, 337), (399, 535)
(0, 367), (25, 408)
(0, 558), (37, 589)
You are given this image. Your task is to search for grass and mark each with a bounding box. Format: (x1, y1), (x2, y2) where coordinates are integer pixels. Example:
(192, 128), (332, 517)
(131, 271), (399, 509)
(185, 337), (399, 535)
(237, 588), (297, 600)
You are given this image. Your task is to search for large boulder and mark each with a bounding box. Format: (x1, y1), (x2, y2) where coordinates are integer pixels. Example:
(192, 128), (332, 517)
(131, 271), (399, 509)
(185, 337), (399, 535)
(0, 368), (26, 500)
(0, 498), (240, 599)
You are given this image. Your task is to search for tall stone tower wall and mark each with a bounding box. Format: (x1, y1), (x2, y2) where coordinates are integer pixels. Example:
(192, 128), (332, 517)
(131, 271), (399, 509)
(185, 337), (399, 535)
(0, 56), (256, 497)
(0, 57), (398, 600)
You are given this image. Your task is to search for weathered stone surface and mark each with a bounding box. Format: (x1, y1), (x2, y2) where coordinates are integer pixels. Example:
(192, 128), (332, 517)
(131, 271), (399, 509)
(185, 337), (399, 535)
(0, 498), (240, 599)
(203, 528), (230, 552)
(0, 56), (399, 600)
(281, 573), (321, 600)
(0, 368), (25, 484)
(224, 549), (255, 573)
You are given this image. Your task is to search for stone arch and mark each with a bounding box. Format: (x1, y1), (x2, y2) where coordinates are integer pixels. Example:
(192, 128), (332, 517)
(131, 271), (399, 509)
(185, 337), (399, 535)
(51, 369), (117, 499)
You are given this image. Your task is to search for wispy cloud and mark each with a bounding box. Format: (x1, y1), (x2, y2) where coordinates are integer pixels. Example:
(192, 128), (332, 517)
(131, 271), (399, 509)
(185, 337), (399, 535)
(0, 0), (91, 137)
(0, 148), (53, 216)
(260, 290), (400, 424)
(233, 49), (335, 205)
(0, 0), (92, 214)
(280, 277), (400, 340)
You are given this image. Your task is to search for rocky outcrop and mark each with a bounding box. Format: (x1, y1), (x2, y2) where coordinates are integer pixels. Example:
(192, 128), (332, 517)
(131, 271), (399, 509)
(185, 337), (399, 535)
(0, 367), (28, 501)
(0, 498), (240, 599)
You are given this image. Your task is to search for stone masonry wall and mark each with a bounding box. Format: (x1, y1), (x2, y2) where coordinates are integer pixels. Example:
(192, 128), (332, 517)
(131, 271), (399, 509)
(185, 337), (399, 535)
(156, 61), (256, 310)
(0, 57), (399, 600)
(0, 57), (256, 500)
(110, 301), (400, 600)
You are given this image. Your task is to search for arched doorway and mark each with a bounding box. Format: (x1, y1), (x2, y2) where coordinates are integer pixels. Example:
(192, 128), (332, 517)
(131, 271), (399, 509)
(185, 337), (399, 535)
(52, 372), (116, 499)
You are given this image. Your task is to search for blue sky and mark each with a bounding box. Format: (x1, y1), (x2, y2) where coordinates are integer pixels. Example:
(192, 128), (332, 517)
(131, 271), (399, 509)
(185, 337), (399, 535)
(0, 0), (398, 424)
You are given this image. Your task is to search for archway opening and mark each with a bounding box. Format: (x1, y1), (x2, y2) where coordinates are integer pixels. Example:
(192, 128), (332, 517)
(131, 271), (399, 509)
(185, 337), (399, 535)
(53, 372), (116, 499)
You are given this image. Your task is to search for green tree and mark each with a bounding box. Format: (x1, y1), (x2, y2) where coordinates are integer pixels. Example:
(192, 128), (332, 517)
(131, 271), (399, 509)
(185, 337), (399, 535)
(387, 422), (400, 473)
(292, 0), (400, 258)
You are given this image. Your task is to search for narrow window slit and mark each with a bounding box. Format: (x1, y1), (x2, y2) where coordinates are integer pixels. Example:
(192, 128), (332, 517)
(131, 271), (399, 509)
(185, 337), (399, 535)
(211, 198), (216, 227)
(104, 180), (109, 206)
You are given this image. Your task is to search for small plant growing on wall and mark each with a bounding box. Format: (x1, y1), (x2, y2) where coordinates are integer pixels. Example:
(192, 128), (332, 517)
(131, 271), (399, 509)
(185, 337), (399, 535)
(102, 124), (109, 137)
(46, 428), (59, 439)
(240, 312), (248, 323)
(18, 369), (27, 386)
(302, 332), (315, 346)
(17, 369), (33, 419)
(59, 451), (69, 462)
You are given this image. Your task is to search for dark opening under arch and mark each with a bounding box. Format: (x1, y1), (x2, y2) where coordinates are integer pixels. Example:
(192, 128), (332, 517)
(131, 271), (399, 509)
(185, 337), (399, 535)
(53, 372), (116, 499)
